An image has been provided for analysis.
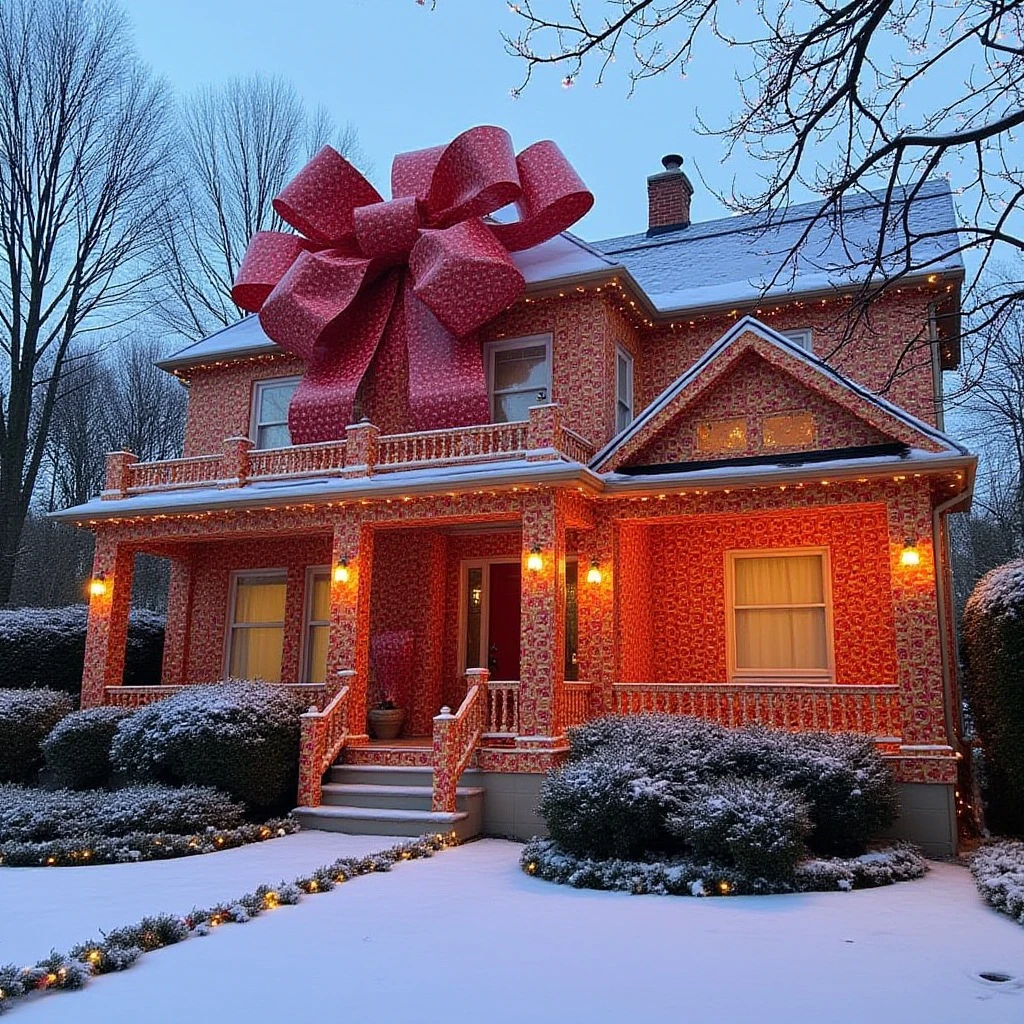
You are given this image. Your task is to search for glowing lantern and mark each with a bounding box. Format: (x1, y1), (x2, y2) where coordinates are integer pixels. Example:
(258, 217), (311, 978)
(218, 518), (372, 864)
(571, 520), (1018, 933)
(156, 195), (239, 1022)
(900, 541), (920, 567)
(88, 575), (107, 598)
(586, 560), (602, 585)
(526, 546), (543, 572)
(333, 559), (350, 584)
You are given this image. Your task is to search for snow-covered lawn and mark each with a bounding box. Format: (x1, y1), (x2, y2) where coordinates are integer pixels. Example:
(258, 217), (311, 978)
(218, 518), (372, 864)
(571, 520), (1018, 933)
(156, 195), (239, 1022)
(5, 839), (1024, 1023)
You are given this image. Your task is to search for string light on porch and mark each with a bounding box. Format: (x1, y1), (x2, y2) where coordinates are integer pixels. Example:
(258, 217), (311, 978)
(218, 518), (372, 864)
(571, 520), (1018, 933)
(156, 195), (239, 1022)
(527, 545), (543, 572)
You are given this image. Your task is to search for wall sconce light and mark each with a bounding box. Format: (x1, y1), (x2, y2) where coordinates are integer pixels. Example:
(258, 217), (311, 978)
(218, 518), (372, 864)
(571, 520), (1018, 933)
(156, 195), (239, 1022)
(900, 540), (920, 567)
(88, 574), (108, 598)
(586, 560), (602, 585)
(333, 559), (350, 584)
(526, 546), (543, 572)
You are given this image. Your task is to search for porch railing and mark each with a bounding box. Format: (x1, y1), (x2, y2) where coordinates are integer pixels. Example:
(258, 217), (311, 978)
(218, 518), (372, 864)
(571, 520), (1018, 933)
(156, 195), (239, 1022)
(103, 682), (328, 710)
(563, 681), (593, 728)
(431, 669), (486, 813)
(103, 403), (595, 500)
(484, 679), (520, 739)
(611, 682), (902, 737)
(296, 672), (354, 807)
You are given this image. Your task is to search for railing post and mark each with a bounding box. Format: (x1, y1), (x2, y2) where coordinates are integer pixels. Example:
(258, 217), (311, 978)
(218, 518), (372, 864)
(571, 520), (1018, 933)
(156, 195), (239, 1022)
(465, 666), (490, 728)
(431, 705), (457, 813)
(343, 419), (380, 478)
(526, 403), (562, 462)
(220, 436), (254, 488)
(101, 451), (138, 500)
(298, 706), (324, 808)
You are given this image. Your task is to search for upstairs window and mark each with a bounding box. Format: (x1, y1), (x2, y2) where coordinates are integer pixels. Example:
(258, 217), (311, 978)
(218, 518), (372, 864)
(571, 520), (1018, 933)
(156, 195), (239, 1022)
(763, 412), (816, 449)
(616, 346), (634, 433)
(252, 377), (299, 449)
(727, 549), (833, 680)
(486, 336), (552, 423)
(696, 417), (747, 453)
(780, 328), (814, 352)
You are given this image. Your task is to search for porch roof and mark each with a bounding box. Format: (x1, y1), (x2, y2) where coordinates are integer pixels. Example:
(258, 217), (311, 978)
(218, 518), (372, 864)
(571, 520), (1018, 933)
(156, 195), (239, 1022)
(52, 446), (974, 524)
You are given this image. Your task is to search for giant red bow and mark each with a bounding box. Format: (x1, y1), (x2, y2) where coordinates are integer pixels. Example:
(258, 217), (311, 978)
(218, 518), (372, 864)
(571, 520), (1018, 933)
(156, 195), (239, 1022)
(231, 126), (593, 442)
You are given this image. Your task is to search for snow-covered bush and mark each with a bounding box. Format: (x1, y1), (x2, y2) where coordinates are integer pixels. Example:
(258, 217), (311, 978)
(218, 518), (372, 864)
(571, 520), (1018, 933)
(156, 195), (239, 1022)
(0, 605), (164, 694)
(0, 783), (245, 842)
(0, 688), (74, 783)
(668, 777), (811, 881)
(110, 682), (305, 812)
(42, 706), (133, 789)
(963, 561), (1024, 836)
(970, 840), (1024, 925)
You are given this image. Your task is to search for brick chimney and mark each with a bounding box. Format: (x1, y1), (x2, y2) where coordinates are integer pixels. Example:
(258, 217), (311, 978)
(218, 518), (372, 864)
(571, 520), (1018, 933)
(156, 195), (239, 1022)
(647, 154), (693, 234)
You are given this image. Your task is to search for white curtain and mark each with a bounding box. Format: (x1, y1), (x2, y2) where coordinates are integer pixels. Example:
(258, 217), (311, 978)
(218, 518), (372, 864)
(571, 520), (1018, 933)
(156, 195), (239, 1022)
(734, 554), (828, 671)
(229, 578), (286, 682)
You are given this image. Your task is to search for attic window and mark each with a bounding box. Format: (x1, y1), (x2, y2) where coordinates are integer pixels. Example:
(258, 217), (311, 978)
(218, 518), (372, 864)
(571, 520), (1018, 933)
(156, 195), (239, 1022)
(781, 329), (813, 352)
(763, 412), (816, 449)
(696, 417), (747, 453)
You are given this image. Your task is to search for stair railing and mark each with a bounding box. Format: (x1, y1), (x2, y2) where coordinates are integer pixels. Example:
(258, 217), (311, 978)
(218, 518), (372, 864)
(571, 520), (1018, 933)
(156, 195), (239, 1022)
(297, 670), (354, 807)
(431, 668), (487, 813)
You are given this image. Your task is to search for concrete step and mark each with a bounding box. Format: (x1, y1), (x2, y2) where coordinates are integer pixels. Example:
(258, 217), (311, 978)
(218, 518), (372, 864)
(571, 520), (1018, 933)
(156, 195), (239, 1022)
(327, 763), (483, 788)
(320, 782), (484, 812)
(292, 804), (477, 840)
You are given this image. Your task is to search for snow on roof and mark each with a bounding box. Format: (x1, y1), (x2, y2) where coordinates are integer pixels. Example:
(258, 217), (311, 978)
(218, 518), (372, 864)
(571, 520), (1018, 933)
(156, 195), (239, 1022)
(595, 180), (963, 315)
(591, 315), (968, 470)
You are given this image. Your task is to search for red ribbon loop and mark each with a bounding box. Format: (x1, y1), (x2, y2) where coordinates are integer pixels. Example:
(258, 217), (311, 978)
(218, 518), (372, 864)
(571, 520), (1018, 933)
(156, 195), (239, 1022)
(232, 127), (594, 443)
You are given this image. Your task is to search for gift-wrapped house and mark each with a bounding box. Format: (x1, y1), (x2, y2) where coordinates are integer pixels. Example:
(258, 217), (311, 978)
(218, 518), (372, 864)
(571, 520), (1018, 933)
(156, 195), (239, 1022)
(55, 129), (974, 854)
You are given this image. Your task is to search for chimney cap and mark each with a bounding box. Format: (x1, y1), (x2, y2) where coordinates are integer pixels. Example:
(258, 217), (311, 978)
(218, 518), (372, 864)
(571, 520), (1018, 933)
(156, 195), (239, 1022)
(661, 154), (684, 172)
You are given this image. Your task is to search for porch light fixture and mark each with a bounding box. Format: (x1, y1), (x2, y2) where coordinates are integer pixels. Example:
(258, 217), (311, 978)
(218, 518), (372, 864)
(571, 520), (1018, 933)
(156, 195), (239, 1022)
(333, 559), (350, 584)
(900, 540), (921, 567)
(527, 546), (543, 572)
(88, 574), (107, 598)
(586, 560), (602, 585)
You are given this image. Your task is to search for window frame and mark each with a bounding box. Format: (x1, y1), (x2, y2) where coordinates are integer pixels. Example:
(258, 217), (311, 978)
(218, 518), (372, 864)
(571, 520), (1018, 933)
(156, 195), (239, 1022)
(615, 344), (634, 434)
(483, 334), (553, 424)
(300, 565), (332, 684)
(724, 546), (835, 683)
(250, 376), (302, 450)
(223, 568), (289, 682)
(780, 328), (814, 352)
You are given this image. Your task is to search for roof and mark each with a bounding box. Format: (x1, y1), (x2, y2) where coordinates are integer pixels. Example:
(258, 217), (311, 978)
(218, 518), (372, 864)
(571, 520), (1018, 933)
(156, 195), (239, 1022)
(160, 180), (963, 371)
(591, 315), (969, 471)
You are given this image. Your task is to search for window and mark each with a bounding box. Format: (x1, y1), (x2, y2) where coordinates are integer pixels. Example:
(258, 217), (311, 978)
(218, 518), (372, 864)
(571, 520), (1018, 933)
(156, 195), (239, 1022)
(303, 568), (331, 684)
(615, 346), (634, 433)
(696, 417), (747, 453)
(727, 549), (833, 680)
(780, 328), (813, 352)
(485, 336), (551, 423)
(565, 558), (579, 681)
(252, 377), (300, 449)
(763, 412), (816, 449)
(227, 572), (287, 682)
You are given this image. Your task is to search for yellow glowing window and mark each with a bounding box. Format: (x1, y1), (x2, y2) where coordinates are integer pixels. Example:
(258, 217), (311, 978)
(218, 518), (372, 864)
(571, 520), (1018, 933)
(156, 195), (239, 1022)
(696, 418), (747, 453)
(763, 413), (816, 449)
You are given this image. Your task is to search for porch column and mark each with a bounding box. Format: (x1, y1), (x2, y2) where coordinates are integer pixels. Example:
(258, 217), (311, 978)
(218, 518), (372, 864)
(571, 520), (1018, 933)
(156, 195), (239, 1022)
(518, 490), (566, 744)
(81, 535), (134, 708)
(578, 515), (615, 715)
(326, 517), (373, 744)
(161, 554), (194, 686)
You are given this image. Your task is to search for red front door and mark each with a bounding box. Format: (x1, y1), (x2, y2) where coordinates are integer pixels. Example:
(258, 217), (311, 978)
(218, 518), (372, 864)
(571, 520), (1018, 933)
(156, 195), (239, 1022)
(487, 562), (521, 680)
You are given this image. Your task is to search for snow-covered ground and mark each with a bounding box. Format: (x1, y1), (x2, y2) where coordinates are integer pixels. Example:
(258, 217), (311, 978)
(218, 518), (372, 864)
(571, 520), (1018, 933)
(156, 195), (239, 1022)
(5, 839), (1024, 1023)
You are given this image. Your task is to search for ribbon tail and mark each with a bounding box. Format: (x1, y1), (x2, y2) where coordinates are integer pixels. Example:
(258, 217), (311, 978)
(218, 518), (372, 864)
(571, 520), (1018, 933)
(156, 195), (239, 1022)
(399, 279), (489, 432)
(287, 273), (400, 444)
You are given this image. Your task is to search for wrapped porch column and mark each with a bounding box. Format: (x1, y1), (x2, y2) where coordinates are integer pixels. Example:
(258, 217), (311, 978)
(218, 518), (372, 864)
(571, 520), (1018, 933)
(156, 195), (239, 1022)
(81, 535), (135, 707)
(326, 518), (373, 744)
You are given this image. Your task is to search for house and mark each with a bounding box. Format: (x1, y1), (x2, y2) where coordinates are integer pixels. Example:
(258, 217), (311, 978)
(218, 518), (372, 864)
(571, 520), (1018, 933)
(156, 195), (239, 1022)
(54, 130), (974, 856)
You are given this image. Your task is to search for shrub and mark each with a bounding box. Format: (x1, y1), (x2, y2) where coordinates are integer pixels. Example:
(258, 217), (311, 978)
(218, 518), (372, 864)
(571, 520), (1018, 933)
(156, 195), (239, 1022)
(0, 605), (165, 694)
(42, 707), (133, 789)
(0, 688), (74, 783)
(970, 840), (1024, 925)
(962, 561), (1024, 836)
(110, 682), (305, 812)
(668, 777), (811, 881)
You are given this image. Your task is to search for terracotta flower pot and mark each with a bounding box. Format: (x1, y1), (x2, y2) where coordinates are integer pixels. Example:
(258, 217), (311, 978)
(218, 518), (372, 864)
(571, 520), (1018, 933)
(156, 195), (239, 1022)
(368, 707), (405, 741)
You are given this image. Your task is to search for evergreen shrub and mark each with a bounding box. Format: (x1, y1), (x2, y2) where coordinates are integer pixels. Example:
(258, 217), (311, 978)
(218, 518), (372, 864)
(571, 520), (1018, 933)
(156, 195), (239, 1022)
(42, 706), (133, 789)
(0, 688), (74, 783)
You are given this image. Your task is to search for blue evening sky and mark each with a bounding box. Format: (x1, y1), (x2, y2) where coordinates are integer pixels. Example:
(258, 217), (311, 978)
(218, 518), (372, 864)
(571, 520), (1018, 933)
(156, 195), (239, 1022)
(123, 0), (755, 243)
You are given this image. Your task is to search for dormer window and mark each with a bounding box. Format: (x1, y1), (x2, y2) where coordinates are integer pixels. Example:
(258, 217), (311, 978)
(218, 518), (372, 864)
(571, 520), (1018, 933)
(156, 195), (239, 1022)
(616, 345), (634, 433)
(781, 328), (813, 352)
(485, 335), (552, 423)
(251, 377), (300, 449)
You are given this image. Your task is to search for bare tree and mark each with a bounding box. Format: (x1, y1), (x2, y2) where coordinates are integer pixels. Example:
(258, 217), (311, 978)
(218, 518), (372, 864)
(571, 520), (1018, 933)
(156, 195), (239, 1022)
(153, 75), (363, 341)
(505, 2), (1024, 373)
(0, 0), (172, 606)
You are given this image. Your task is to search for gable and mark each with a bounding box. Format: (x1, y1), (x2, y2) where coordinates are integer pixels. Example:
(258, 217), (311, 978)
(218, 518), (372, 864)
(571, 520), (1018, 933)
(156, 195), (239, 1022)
(622, 350), (895, 468)
(595, 318), (961, 473)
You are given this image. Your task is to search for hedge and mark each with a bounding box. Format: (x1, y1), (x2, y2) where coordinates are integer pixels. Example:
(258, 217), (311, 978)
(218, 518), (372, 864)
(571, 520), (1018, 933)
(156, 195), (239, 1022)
(0, 689), (74, 783)
(42, 706), (133, 789)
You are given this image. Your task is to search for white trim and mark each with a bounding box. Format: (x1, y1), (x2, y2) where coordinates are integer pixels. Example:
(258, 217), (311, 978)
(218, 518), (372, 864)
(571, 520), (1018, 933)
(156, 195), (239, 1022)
(483, 334), (552, 423)
(300, 565), (331, 684)
(779, 328), (813, 352)
(223, 568), (288, 681)
(250, 376), (302, 450)
(457, 556), (521, 679)
(724, 546), (835, 683)
(615, 344), (634, 433)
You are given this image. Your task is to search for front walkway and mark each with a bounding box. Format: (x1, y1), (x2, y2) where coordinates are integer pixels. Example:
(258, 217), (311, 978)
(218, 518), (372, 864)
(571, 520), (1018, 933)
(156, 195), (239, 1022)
(8, 840), (1024, 1023)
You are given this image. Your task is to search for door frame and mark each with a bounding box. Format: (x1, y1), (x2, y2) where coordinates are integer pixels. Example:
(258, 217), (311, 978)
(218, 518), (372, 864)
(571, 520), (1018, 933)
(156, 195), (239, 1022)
(457, 556), (521, 679)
